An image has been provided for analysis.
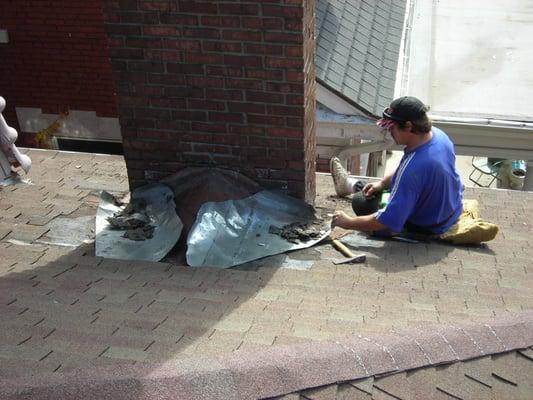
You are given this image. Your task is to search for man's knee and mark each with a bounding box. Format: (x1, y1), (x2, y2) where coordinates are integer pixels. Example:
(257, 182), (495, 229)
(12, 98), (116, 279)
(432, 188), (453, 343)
(351, 192), (380, 216)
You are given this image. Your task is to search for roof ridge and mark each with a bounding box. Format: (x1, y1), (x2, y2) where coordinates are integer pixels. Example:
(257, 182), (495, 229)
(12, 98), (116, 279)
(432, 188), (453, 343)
(1, 311), (531, 399)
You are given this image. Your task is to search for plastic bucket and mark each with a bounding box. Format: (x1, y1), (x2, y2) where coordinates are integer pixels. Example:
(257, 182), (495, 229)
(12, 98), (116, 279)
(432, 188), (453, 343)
(509, 160), (526, 189)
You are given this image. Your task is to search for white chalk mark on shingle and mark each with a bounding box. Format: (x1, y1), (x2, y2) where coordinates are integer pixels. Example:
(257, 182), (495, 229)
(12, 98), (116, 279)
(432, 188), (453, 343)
(360, 335), (399, 371)
(437, 332), (460, 360)
(391, 328), (432, 364)
(335, 340), (369, 375)
(455, 326), (485, 355)
(484, 324), (509, 352)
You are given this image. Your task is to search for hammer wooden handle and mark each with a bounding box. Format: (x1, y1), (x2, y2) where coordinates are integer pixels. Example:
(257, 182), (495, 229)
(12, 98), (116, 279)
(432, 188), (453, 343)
(331, 239), (354, 258)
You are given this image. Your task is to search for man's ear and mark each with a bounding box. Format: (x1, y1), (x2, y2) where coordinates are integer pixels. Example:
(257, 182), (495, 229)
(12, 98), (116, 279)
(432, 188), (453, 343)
(406, 121), (414, 133)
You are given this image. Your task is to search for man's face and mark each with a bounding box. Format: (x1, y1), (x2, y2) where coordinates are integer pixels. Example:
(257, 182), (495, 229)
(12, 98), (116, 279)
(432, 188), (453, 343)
(377, 118), (410, 145)
(377, 118), (400, 144)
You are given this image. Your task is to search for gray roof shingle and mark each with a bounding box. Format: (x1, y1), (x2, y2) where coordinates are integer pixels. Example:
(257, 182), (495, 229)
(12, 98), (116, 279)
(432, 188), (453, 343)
(316, 0), (407, 115)
(1, 149), (533, 399)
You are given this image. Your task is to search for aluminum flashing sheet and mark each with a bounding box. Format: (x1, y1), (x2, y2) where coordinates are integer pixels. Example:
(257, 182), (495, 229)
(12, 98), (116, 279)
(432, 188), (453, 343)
(187, 190), (331, 268)
(96, 183), (182, 262)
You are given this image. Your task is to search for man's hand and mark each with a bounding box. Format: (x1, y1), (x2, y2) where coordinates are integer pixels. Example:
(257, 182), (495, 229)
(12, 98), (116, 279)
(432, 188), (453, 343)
(331, 210), (388, 232)
(362, 181), (383, 198)
(331, 211), (354, 229)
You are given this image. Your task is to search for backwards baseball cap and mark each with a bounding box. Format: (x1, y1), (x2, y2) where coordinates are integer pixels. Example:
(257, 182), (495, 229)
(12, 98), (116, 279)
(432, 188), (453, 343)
(382, 96), (428, 122)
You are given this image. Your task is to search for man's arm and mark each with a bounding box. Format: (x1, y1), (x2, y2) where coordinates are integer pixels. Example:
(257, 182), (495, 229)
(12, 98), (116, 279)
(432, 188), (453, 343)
(380, 170), (394, 190)
(363, 169), (395, 197)
(331, 211), (387, 232)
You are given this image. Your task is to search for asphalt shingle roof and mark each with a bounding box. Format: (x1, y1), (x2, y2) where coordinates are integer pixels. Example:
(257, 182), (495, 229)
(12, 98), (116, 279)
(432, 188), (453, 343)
(316, 0), (407, 115)
(275, 348), (533, 399)
(1, 149), (532, 399)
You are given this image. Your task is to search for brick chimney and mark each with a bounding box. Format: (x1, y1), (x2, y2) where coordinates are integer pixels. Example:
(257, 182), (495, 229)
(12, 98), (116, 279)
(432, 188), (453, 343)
(103, 0), (316, 202)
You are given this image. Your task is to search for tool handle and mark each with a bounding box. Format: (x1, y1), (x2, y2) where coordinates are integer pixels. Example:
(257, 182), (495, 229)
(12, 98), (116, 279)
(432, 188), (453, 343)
(331, 239), (354, 258)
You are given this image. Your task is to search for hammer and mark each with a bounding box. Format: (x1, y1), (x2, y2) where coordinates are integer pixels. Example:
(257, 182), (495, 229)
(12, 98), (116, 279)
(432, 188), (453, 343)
(331, 238), (366, 265)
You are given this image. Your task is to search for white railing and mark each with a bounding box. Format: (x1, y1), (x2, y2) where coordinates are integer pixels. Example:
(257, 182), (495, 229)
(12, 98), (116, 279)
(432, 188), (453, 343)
(0, 96), (31, 181)
(317, 110), (533, 191)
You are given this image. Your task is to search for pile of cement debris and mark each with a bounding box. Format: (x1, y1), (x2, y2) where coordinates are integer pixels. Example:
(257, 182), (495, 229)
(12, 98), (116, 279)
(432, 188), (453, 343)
(269, 217), (328, 244)
(107, 198), (155, 241)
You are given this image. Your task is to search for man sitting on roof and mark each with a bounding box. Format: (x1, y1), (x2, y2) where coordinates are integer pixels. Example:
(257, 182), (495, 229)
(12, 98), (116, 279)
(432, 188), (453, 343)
(330, 96), (498, 244)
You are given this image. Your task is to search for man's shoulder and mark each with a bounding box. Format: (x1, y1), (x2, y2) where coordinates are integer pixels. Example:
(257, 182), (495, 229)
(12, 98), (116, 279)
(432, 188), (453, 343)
(431, 126), (452, 143)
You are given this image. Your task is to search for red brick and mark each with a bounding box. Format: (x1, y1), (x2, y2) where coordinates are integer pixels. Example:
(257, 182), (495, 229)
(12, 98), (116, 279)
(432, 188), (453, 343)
(142, 26), (178, 36)
(202, 41), (242, 53)
(285, 45), (304, 57)
(182, 28), (220, 39)
(159, 14), (198, 25)
(222, 30), (262, 42)
(115, 0), (138, 11)
(208, 112), (244, 123)
(0, 0), (118, 125)
(135, 108), (171, 119)
(144, 50), (182, 62)
(250, 158), (286, 169)
(201, 16), (241, 28)
(265, 57), (304, 69)
(109, 48), (144, 59)
(106, 24), (142, 36)
(119, 11), (158, 24)
(183, 52), (224, 64)
(128, 61), (164, 73)
(126, 37), (163, 48)
(225, 78), (263, 90)
(187, 99), (226, 111)
(192, 122), (227, 134)
(268, 105), (304, 117)
(247, 115), (284, 126)
(156, 120), (191, 131)
(139, 1), (177, 11)
(285, 18), (304, 32)
(166, 63), (204, 74)
(213, 133), (246, 146)
(101, 0), (316, 199)
(286, 94), (305, 106)
(248, 136), (285, 148)
(193, 144), (233, 154)
(178, 2), (218, 14)
(172, 110), (207, 121)
(218, 3), (259, 15)
(206, 89), (244, 101)
(244, 43), (284, 56)
(163, 39), (201, 51)
(266, 82), (304, 94)
(246, 91), (284, 104)
(242, 17), (283, 30)
(229, 125), (265, 136)
(244, 69), (284, 80)
(262, 5), (303, 18)
(267, 127), (303, 138)
(227, 102), (266, 114)
(186, 76), (224, 88)
(206, 66), (243, 77)
(287, 117), (304, 127)
(264, 32), (303, 44)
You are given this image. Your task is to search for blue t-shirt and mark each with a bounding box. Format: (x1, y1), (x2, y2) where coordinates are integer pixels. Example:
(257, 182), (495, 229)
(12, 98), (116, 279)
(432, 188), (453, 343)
(375, 127), (463, 234)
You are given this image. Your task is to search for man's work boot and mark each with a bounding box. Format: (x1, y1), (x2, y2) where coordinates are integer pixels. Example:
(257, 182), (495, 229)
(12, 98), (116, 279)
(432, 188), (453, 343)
(330, 157), (355, 197)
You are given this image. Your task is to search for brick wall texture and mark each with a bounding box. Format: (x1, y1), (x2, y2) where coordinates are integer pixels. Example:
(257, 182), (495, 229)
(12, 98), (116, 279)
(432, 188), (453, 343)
(103, 0), (317, 201)
(0, 0), (117, 132)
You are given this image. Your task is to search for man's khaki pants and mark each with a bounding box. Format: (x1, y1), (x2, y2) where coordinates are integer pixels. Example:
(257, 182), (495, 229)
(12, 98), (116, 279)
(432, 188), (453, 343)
(439, 199), (499, 245)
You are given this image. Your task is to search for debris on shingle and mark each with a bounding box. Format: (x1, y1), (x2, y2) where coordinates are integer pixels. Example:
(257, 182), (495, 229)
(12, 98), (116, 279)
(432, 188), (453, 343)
(269, 217), (328, 244)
